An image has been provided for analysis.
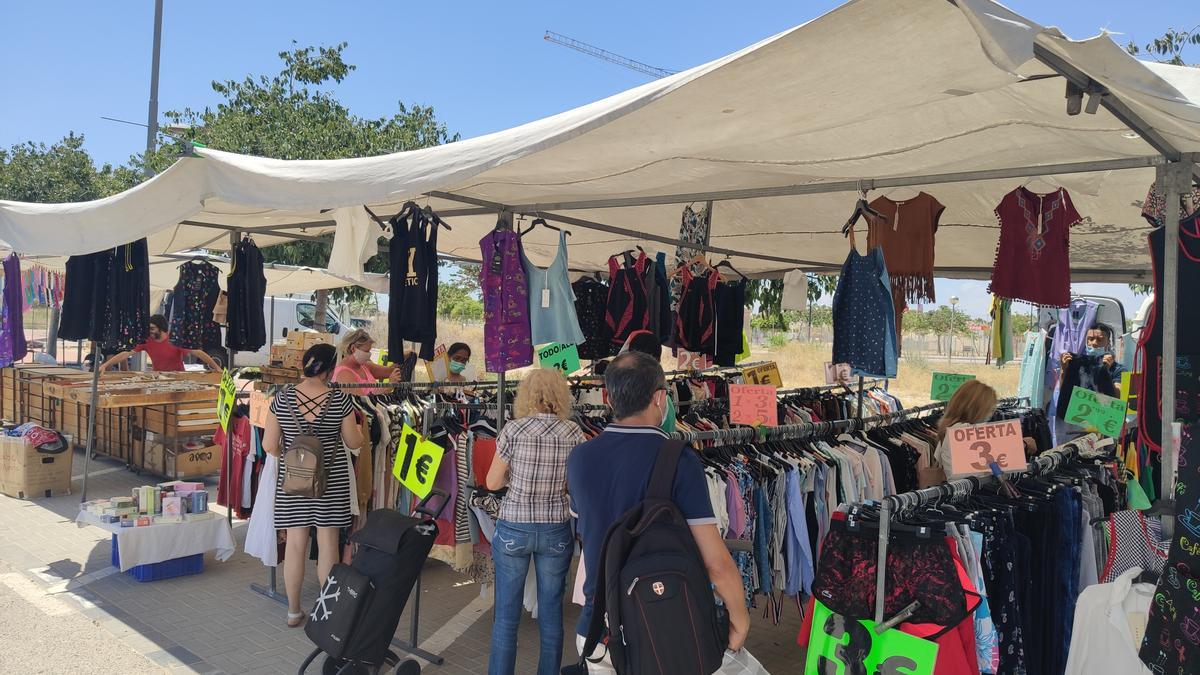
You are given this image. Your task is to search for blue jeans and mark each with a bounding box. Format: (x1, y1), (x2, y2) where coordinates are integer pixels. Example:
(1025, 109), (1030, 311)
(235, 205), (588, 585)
(488, 519), (573, 675)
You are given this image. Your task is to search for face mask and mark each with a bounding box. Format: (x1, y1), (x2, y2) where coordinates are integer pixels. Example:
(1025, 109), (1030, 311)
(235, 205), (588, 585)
(353, 349), (371, 364)
(1086, 346), (1105, 358)
(449, 360), (467, 375)
(660, 395), (677, 434)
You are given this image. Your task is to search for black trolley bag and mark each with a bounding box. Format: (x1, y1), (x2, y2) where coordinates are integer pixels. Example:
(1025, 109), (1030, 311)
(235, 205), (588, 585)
(300, 489), (447, 675)
(569, 440), (728, 675)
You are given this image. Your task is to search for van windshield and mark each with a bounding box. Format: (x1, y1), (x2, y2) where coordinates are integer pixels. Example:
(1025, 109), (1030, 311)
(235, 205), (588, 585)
(297, 303), (340, 334)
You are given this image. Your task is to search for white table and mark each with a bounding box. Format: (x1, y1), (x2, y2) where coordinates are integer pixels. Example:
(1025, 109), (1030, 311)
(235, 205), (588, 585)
(76, 510), (236, 572)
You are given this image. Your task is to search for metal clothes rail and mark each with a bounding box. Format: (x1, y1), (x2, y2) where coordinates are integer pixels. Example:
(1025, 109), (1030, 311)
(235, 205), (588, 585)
(870, 432), (1101, 627)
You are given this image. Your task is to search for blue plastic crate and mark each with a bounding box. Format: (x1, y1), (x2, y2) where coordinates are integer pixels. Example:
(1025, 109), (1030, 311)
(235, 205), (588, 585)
(110, 535), (204, 582)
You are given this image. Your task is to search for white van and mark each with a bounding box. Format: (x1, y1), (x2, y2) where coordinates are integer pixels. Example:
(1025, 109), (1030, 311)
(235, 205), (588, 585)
(232, 296), (347, 367)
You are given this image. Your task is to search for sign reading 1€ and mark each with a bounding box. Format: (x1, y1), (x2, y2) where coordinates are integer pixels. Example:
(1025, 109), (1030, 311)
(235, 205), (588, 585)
(392, 424), (445, 499)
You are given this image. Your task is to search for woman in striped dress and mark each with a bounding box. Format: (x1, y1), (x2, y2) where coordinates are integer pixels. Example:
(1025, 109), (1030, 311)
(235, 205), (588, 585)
(262, 343), (363, 627)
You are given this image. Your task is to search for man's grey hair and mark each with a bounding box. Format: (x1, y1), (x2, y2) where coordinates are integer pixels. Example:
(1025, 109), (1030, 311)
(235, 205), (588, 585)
(605, 352), (667, 420)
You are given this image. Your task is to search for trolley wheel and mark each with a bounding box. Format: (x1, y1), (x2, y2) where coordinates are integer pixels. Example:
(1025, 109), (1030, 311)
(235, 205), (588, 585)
(392, 659), (420, 675)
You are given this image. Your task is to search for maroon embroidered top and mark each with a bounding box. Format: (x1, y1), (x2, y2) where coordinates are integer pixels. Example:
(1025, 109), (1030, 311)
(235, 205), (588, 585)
(988, 187), (1081, 307)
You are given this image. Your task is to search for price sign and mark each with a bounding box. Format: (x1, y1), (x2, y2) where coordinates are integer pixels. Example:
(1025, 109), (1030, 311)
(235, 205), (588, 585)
(249, 390), (270, 428)
(930, 373), (975, 401)
(805, 600), (937, 675)
(729, 384), (778, 427)
(1120, 371), (1141, 404)
(1064, 387), (1127, 437)
(677, 350), (711, 371)
(824, 362), (852, 385)
(536, 342), (581, 375)
(392, 423), (445, 499)
(216, 369), (236, 432)
(742, 362), (783, 387)
(946, 419), (1024, 477)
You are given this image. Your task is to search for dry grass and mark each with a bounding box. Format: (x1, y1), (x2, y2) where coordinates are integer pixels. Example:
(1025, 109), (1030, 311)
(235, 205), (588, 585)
(764, 341), (1022, 406)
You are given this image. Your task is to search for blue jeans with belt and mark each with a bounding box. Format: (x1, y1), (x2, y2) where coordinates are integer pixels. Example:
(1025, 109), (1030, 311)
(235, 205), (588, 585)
(488, 519), (574, 675)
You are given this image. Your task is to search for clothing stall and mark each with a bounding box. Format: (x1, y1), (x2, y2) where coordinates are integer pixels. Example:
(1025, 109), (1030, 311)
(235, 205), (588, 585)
(0, 1), (1197, 672)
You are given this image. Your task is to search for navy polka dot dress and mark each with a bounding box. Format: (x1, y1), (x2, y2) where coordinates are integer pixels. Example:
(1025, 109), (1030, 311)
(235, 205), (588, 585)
(832, 246), (898, 378)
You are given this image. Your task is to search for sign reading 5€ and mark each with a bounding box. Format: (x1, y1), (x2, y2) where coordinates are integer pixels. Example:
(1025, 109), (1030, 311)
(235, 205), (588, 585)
(392, 424), (445, 499)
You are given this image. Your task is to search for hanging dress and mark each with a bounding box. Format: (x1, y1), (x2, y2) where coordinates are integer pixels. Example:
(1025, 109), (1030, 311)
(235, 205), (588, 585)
(226, 237), (267, 352)
(170, 260), (221, 349)
(519, 230), (585, 346)
(572, 277), (613, 360)
(713, 276), (747, 367)
(388, 209), (439, 361)
(1016, 330), (1048, 409)
(1136, 211), (1200, 452)
(100, 240), (150, 354)
(58, 252), (103, 341)
(2, 254), (27, 365)
(479, 227), (533, 372)
(605, 252), (651, 348)
(832, 245), (897, 379)
(988, 187), (1081, 307)
(674, 267), (718, 355)
(867, 192), (945, 352)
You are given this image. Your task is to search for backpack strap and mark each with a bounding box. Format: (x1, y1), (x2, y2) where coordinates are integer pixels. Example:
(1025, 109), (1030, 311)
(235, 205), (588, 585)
(647, 438), (686, 501)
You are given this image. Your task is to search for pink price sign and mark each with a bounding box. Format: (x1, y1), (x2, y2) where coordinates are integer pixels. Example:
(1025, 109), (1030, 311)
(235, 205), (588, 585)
(729, 384), (778, 427)
(946, 419), (1024, 478)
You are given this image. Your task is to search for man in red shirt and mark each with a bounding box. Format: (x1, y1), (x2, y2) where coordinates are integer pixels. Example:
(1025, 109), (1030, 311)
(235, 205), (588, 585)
(100, 315), (220, 372)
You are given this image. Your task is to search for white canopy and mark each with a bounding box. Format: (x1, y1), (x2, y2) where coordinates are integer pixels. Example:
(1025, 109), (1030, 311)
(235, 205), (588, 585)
(1, 0), (1197, 282)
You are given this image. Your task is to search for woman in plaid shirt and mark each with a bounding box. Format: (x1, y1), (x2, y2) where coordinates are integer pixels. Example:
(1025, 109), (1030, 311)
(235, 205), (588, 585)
(485, 368), (588, 675)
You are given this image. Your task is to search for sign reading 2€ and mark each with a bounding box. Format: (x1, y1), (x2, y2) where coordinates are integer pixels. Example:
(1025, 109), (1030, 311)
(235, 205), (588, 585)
(392, 424), (445, 499)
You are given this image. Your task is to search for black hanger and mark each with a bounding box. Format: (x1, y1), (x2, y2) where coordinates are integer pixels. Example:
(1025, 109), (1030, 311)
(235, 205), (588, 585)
(842, 190), (887, 237)
(1135, 568), (1160, 585)
(713, 259), (747, 280)
(519, 217), (570, 238)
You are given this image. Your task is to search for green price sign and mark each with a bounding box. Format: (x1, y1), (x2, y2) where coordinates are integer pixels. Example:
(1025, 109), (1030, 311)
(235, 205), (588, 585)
(217, 369), (236, 432)
(536, 342), (581, 375)
(805, 600), (937, 675)
(1064, 386), (1127, 437)
(931, 373), (975, 401)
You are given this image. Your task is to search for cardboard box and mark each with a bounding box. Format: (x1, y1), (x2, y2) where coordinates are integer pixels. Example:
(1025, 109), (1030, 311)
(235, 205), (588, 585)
(173, 444), (221, 479)
(282, 349), (305, 370)
(287, 330), (332, 350)
(0, 436), (72, 499)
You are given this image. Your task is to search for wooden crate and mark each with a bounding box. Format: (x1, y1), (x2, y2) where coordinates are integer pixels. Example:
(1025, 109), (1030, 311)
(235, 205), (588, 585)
(143, 400), (219, 437)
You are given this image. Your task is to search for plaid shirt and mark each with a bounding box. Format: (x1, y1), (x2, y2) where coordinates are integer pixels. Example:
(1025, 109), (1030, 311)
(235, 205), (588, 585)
(497, 414), (588, 523)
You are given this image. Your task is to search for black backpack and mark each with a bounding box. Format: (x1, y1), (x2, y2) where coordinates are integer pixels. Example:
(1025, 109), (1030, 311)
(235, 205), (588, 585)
(573, 439), (728, 674)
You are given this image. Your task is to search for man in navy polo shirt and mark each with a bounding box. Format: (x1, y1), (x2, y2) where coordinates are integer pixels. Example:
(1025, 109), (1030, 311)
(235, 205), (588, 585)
(567, 351), (749, 670)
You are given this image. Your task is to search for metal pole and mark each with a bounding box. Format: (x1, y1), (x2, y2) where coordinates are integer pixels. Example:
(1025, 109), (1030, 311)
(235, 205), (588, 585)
(1159, 161), (1192, 519)
(80, 340), (101, 502)
(496, 371), (506, 431)
(874, 500), (890, 625)
(856, 374), (865, 419)
(225, 232), (238, 527)
(144, 0), (164, 178)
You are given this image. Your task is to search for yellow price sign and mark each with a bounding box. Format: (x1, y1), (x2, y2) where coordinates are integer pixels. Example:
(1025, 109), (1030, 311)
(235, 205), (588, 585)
(392, 423), (445, 499)
(742, 362), (783, 387)
(217, 369), (236, 432)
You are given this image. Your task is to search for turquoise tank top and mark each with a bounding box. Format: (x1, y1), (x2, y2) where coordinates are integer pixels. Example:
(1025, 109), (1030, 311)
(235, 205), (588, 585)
(520, 230), (585, 347)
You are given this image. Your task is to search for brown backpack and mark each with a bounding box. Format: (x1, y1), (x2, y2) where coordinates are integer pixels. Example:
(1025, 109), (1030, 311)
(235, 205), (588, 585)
(281, 387), (331, 498)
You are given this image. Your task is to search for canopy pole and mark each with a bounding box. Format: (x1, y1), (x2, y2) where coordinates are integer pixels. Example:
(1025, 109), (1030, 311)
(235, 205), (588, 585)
(1158, 160), (1195, 527)
(431, 156), (1167, 214)
(80, 340), (101, 502)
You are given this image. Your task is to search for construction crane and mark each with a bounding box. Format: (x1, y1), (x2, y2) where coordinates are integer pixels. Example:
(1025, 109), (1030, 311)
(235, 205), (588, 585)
(544, 31), (677, 79)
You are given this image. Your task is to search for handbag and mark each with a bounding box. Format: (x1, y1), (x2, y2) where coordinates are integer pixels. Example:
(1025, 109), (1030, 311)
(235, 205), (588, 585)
(281, 387), (331, 498)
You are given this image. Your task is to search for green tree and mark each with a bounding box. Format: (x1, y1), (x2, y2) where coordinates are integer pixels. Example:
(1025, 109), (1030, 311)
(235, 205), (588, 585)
(1126, 25), (1200, 66)
(147, 42), (458, 323)
(0, 134), (140, 203)
(746, 272), (838, 334)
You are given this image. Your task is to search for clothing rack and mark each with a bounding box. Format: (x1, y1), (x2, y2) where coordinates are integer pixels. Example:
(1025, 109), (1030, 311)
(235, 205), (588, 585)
(870, 432), (1100, 627)
(672, 418), (860, 445)
(774, 378), (887, 397)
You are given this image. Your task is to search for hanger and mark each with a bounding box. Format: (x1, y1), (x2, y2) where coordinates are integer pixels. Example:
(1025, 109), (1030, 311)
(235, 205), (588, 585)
(1020, 176), (1060, 193)
(842, 182), (886, 238)
(519, 217), (570, 237)
(713, 259), (747, 281)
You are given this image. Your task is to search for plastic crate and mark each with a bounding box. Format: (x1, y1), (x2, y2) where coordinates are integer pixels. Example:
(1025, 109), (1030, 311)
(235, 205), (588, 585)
(110, 535), (204, 582)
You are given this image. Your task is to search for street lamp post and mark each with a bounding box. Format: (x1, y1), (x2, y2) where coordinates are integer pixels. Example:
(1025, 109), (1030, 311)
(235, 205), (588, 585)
(948, 296), (960, 363)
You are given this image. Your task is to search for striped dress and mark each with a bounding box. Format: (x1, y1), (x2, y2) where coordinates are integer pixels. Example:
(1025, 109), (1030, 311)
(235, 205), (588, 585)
(272, 387), (354, 529)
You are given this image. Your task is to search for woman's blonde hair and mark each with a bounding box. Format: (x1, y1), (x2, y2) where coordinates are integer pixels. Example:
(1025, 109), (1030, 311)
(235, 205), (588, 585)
(514, 368), (574, 420)
(937, 379), (999, 441)
(338, 329), (374, 358)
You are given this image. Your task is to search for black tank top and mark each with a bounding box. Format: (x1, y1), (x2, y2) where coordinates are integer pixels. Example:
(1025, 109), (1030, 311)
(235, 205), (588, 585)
(388, 208), (439, 361)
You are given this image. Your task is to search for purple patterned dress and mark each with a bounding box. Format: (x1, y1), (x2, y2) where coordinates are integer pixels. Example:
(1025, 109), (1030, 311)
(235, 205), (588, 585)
(479, 230), (532, 372)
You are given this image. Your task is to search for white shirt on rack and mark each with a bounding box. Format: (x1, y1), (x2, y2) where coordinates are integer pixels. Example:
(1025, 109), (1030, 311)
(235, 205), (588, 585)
(1064, 567), (1154, 675)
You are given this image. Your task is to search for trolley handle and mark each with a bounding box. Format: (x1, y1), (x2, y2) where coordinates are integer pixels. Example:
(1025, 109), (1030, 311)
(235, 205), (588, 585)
(412, 488), (451, 522)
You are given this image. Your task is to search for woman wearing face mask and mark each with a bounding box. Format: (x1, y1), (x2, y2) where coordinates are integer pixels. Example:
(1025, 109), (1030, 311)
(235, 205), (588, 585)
(444, 342), (473, 383)
(932, 379), (999, 477)
(332, 329), (404, 394)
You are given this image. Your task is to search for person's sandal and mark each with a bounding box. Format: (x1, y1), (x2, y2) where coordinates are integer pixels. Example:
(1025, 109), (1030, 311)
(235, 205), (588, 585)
(287, 611), (306, 627)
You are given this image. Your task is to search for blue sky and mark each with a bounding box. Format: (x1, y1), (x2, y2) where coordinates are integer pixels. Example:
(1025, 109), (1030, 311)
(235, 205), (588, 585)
(2, 0), (1191, 318)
